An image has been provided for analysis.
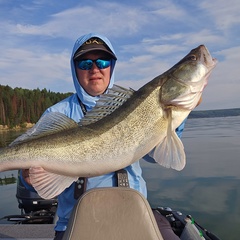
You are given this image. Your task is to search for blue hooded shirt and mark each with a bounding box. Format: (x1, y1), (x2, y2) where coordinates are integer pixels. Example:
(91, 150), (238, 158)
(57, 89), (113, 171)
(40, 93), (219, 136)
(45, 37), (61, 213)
(21, 32), (185, 232)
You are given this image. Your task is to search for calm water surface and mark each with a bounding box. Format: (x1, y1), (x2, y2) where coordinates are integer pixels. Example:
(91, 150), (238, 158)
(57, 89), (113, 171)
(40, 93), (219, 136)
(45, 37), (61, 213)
(142, 116), (240, 240)
(1, 116), (240, 239)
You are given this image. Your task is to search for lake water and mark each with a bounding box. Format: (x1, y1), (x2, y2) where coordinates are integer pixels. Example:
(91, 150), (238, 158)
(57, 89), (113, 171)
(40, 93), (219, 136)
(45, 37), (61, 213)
(1, 116), (240, 239)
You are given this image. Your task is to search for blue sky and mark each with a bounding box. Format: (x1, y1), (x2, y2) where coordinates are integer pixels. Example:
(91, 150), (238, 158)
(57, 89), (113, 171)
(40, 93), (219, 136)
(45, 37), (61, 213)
(0, 0), (239, 110)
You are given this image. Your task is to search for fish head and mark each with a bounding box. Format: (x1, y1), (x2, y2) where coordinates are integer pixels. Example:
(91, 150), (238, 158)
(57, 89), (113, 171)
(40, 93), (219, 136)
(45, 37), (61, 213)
(160, 45), (217, 110)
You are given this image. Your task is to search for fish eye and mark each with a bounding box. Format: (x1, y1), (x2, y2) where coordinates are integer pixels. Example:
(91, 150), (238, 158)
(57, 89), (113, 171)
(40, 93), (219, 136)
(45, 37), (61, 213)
(187, 55), (197, 61)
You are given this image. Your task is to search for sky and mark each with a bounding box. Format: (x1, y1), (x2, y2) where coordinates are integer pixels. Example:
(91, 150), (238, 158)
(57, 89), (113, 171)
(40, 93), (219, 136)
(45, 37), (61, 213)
(0, 0), (239, 110)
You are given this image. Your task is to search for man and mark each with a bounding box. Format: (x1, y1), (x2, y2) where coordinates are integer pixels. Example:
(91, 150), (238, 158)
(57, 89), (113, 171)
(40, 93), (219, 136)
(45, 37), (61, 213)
(21, 33), (185, 240)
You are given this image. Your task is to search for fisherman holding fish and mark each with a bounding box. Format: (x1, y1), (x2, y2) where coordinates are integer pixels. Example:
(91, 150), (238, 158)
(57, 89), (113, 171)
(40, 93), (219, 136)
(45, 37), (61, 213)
(0, 31), (217, 239)
(19, 33), (186, 239)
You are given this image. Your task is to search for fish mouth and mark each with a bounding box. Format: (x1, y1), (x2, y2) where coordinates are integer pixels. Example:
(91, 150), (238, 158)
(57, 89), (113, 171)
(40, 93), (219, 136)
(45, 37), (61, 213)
(199, 45), (218, 70)
(205, 57), (218, 72)
(210, 57), (218, 67)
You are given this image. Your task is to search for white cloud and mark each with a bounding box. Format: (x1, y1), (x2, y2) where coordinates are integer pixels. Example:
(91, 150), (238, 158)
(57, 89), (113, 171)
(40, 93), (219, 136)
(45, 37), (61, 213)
(199, 0), (240, 31)
(0, 47), (73, 92)
(6, 3), (150, 40)
(150, 1), (187, 20)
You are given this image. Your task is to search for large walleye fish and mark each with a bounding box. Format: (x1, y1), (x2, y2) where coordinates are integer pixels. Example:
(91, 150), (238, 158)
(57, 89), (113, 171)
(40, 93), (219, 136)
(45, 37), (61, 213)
(0, 45), (217, 199)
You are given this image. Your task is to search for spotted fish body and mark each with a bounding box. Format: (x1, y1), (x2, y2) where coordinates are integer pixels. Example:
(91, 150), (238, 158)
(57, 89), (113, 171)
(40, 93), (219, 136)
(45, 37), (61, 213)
(0, 45), (217, 199)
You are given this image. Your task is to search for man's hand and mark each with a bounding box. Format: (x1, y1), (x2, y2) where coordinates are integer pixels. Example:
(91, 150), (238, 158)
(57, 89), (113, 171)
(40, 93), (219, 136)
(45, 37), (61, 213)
(22, 169), (32, 186)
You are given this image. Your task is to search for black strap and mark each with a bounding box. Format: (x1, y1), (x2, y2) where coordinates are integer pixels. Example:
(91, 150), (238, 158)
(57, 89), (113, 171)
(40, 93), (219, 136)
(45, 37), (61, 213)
(78, 98), (87, 115)
(116, 169), (129, 187)
(74, 170), (129, 199)
(74, 177), (87, 199)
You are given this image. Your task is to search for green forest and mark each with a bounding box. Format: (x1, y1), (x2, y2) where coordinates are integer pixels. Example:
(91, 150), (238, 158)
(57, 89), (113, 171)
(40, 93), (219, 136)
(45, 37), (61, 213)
(0, 85), (72, 128)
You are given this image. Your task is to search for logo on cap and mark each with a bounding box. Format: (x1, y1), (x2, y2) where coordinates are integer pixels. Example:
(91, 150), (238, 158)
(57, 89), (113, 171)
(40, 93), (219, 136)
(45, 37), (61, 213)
(83, 38), (105, 46)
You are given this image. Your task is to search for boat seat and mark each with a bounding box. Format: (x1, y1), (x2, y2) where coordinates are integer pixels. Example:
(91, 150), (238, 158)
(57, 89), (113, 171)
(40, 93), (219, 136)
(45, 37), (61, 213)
(62, 187), (164, 240)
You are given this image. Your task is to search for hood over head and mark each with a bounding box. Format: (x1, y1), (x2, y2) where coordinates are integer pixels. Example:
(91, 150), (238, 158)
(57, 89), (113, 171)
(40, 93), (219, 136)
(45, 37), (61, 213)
(71, 33), (117, 109)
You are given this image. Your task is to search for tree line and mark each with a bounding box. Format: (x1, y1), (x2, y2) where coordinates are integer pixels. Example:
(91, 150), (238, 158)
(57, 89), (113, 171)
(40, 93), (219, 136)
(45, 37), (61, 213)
(0, 85), (72, 128)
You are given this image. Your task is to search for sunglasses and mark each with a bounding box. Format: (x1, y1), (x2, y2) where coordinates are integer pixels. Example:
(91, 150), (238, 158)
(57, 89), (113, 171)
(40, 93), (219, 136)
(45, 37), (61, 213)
(76, 59), (111, 70)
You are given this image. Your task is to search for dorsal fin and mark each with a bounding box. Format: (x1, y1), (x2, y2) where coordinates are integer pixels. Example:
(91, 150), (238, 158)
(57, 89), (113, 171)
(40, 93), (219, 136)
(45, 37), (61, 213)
(9, 112), (78, 146)
(79, 84), (134, 126)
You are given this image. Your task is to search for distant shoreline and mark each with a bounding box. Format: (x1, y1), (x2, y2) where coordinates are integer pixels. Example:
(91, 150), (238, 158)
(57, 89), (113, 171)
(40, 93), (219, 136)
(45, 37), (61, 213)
(189, 108), (240, 119)
(0, 123), (34, 132)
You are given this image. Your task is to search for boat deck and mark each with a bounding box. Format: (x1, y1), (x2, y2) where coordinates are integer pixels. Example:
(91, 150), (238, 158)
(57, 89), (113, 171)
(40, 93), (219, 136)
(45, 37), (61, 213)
(0, 224), (55, 240)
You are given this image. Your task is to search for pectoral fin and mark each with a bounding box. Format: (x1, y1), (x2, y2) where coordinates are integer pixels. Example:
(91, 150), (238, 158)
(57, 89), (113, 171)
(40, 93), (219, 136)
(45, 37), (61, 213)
(29, 167), (78, 199)
(151, 110), (186, 171)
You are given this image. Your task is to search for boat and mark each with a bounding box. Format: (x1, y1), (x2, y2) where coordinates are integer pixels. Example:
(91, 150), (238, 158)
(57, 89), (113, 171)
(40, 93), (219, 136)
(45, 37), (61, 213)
(0, 173), (221, 240)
